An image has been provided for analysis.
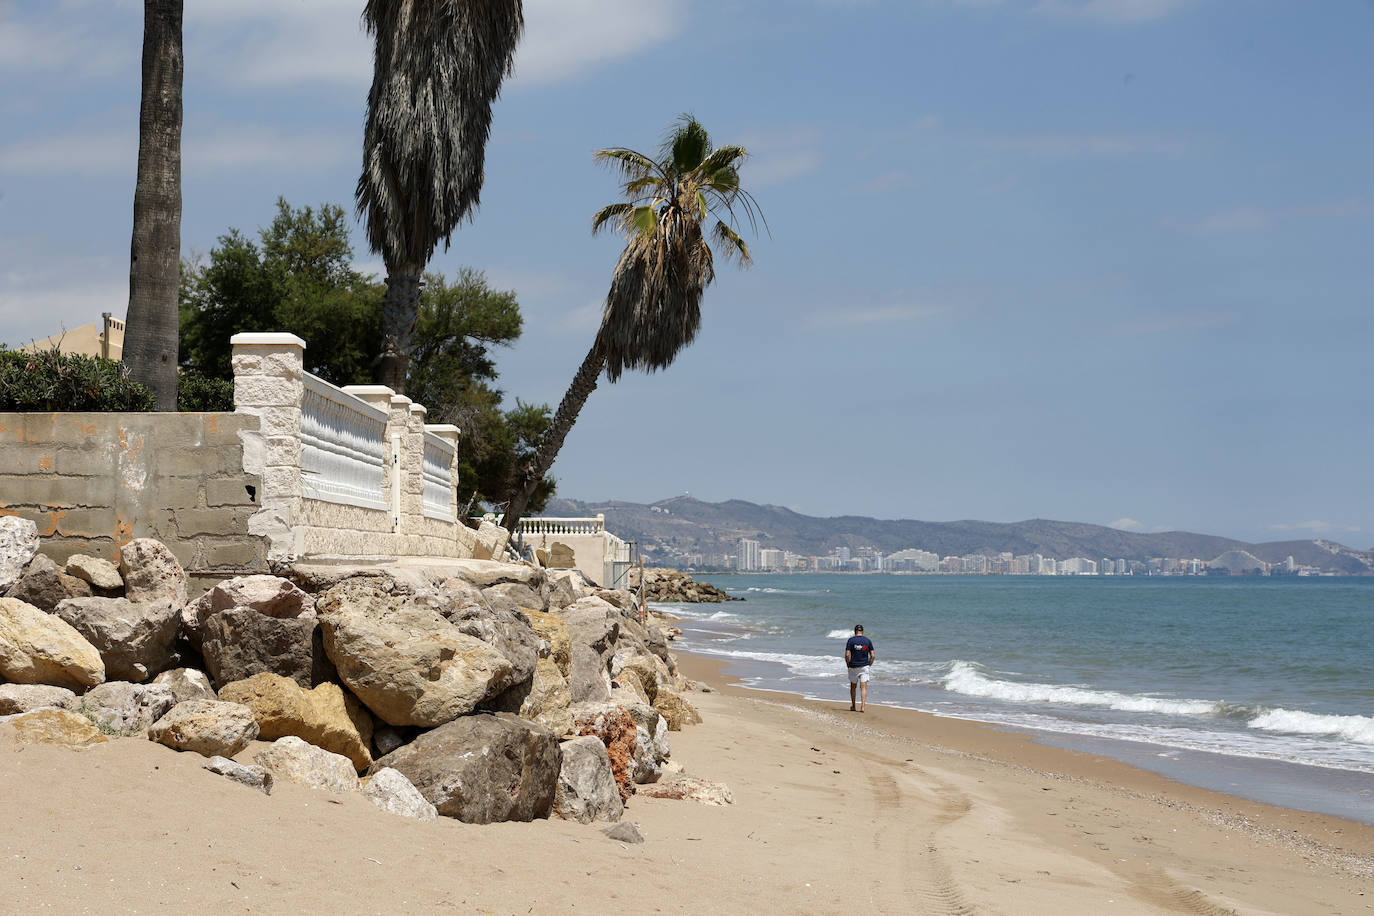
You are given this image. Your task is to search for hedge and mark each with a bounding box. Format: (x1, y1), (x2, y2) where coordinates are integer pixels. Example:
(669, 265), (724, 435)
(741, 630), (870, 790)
(0, 348), (235, 413)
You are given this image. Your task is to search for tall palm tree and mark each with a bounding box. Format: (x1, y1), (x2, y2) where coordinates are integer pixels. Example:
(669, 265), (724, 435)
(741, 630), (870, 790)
(501, 116), (762, 531)
(123, 0), (183, 410)
(356, 0), (524, 394)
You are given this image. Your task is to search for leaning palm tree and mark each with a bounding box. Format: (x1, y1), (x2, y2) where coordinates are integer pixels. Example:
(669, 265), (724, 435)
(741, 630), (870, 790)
(123, 0), (183, 410)
(357, 0), (524, 393)
(501, 116), (762, 531)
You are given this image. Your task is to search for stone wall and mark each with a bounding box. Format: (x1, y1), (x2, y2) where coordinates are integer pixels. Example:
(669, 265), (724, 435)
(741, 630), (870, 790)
(0, 411), (267, 584)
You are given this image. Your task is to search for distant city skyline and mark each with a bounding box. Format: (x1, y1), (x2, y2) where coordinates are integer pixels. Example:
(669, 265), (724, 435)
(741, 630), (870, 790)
(3, 1), (1370, 547)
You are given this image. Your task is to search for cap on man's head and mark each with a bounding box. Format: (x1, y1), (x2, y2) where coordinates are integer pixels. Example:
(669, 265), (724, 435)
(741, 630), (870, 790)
(854, 624), (864, 633)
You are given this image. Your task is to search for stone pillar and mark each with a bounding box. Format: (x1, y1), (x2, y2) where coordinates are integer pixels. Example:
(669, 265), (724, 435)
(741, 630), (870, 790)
(402, 402), (427, 538)
(230, 332), (306, 563)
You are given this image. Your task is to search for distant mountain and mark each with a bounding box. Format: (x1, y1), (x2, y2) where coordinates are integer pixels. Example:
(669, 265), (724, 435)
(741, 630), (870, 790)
(545, 496), (1374, 575)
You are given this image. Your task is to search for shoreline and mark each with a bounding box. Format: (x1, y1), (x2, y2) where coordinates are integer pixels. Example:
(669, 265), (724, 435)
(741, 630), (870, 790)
(673, 649), (1374, 869)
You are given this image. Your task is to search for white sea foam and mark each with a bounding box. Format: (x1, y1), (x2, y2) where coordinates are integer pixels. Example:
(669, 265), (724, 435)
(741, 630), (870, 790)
(825, 629), (852, 639)
(692, 646), (842, 679)
(942, 661), (1220, 717)
(1249, 709), (1374, 745)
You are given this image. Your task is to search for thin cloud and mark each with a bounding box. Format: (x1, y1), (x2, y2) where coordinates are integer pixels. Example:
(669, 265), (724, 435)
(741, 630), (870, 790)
(1181, 199), (1368, 236)
(748, 151), (823, 189)
(1108, 517), (1145, 531)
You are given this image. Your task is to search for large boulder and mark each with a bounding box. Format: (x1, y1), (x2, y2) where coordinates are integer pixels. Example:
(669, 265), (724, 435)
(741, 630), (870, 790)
(316, 582), (512, 727)
(64, 554), (123, 591)
(218, 673), (372, 771)
(441, 602), (541, 695)
(5, 554), (92, 611)
(559, 597), (620, 658)
(442, 559), (539, 590)
(577, 700), (664, 786)
(0, 708), (108, 748)
(569, 643), (611, 704)
(545, 569), (592, 609)
(152, 667), (217, 704)
(253, 736), (359, 794)
(571, 704), (640, 801)
(362, 767), (437, 821)
(147, 699), (259, 757)
(614, 655), (661, 705)
(80, 681), (177, 735)
(53, 597), (179, 683)
(479, 582), (544, 616)
(0, 683), (77, 715)
(0, 596), (105, 690)
(487, 656), (573, 737)
(0, 517), (40, 592)
(118, 538), (188, 607)
(182, 575), (315, 644)
(371, 712), (561, 824)
(653, 688), (703, 731)
(553, 735), (624, 824)
(200, 608), (334, 690)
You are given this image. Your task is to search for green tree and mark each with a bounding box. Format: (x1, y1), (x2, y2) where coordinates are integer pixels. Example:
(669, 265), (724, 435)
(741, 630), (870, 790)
(123, 0), (184, 409)
(180, 201), (551, 513)
(356, 0), (524, 394)
(501, 116), (761, 530)
(179, 199), (381, 383)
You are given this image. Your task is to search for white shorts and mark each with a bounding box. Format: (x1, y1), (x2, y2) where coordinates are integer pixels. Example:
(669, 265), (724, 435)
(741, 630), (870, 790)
(847, 665), (870, 684)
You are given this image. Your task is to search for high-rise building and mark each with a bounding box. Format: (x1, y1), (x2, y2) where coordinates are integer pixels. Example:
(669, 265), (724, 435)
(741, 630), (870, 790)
(759, 548), (784, 570)
(738, 538), (761, 571)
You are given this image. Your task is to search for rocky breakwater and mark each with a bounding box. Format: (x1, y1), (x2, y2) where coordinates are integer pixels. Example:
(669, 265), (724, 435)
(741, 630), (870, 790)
(0, 517), (730, 829)
(636, 567), (738, 604)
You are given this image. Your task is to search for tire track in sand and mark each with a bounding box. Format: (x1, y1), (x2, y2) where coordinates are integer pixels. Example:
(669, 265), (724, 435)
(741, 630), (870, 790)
(863, 759), (984, 916)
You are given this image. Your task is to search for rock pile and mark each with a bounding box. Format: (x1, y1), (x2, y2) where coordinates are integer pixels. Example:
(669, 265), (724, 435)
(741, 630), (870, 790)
(635, 568), (738, 604)
(0, 518), (723, 828)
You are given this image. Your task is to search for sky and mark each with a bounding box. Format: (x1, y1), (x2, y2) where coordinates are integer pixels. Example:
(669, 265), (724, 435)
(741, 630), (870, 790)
(2, 0), (1371, 547)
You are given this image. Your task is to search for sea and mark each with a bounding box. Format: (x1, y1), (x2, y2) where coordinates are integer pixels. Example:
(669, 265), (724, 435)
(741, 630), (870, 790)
(657, 573), (1374, 825)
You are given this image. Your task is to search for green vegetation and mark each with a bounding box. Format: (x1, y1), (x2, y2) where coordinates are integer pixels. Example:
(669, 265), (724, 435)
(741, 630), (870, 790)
(0, 347), (156, 412)
(179, 199), (552, 513)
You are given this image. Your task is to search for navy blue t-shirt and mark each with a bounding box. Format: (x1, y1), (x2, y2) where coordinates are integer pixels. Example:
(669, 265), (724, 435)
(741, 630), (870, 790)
(845, 635), (873, 667)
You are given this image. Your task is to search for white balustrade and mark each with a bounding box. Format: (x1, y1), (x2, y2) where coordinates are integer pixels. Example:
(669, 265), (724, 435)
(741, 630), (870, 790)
(517, 516), (606, 536)
(422, 430), (456, 521)
(300, 373), (388, 510)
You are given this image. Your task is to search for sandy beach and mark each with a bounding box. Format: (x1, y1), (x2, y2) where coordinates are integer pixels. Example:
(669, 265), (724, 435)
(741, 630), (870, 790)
(1, 649), (1370, 915)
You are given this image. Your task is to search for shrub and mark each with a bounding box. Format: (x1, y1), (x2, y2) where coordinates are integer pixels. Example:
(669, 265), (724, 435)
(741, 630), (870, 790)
(0, 347), (157, 412)
(176, 370), (235, 412)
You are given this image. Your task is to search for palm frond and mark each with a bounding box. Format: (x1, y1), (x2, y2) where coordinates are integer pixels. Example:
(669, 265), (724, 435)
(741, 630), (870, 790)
(593, 148), (660, 183)
(591, 202), (634, 235)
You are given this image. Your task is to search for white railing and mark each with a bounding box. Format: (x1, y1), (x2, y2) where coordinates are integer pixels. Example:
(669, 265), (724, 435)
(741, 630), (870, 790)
(517, 515), (606, 536)
(422, 430), (456, 521)
(300, 373), (388, 510)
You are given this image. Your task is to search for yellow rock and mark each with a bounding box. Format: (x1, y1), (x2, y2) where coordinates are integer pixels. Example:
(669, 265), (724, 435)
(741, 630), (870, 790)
(219, 673), (373, 771)
(0, 708), (108, 748)
(0, 597), (105, 690)
(525, 609), (572, 678)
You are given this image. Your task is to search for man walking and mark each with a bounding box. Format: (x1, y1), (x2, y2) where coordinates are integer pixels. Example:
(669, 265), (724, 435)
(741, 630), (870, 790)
(844, 624), (875, 712)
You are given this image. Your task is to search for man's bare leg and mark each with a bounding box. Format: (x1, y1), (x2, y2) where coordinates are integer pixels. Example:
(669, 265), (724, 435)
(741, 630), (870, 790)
(849, 681), (857, 711)
(859, 680), (867, 713)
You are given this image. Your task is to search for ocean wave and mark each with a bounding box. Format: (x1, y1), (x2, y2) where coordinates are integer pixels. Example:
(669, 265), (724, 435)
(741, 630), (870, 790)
(689, 646), (842, 679)
(942, 661), (1220, 717)
(825, 629), (852, 639)
(1248, 709), (1374, 745)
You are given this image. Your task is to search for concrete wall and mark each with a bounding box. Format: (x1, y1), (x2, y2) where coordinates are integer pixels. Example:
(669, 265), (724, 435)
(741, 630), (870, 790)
(0, 411), (267, 584)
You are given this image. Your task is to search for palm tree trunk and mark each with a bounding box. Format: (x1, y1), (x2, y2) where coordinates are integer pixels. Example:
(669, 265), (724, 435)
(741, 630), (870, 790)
(377, 267), (422, 393)
(501, 341), (605, 532)
(123, 0), (183, 411)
